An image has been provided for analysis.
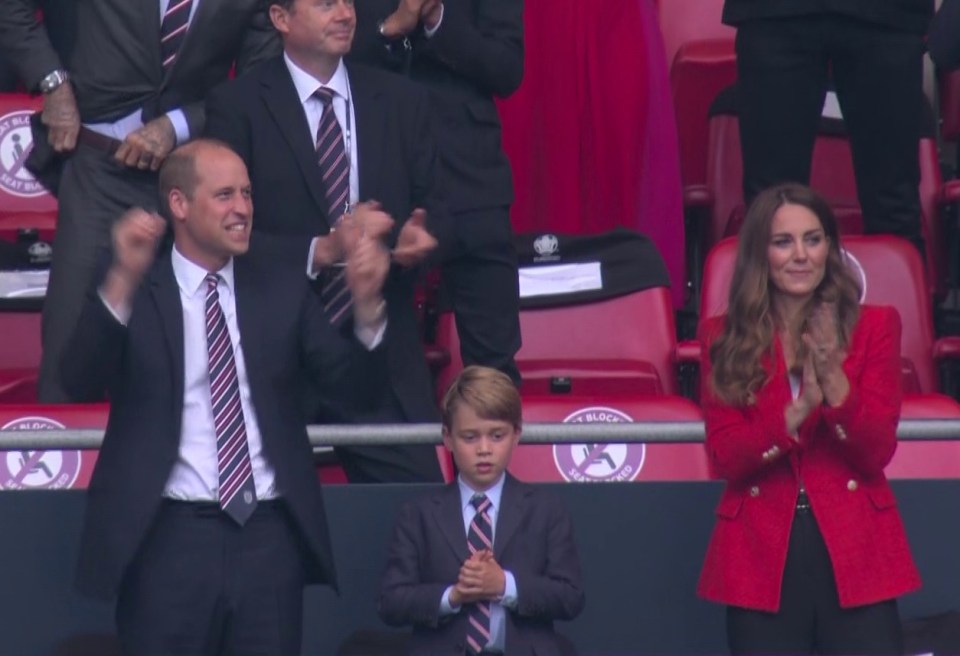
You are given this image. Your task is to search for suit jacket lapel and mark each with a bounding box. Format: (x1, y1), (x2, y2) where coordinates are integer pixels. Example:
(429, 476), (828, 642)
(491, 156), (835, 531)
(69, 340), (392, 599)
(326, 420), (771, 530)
(161, 0), (216, 86)
(148, 252), (185, 420)
(346, 65), (384, 200)
(144, 0), (163, 76)
(231, 255), (265, 408)
(434, 483), (470, 563)
(261, 58), (333, 226)
(494, 474), (525, 559)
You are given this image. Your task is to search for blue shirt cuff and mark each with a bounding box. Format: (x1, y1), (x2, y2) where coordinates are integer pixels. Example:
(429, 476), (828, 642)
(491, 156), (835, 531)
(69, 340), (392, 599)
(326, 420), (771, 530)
(439, 585), (461, 615)
(423, 3), (444, 38)
(165, 109), (190, 146)
(501, 571), (518, 609)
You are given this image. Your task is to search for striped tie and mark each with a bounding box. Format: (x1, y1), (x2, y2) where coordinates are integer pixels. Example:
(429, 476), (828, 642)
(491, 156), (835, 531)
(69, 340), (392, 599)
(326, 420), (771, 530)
(466, 494), (494, 655)
(160, 0), (193, 69)
(205, 274), (257, 525)
(313, 87), (353, 326)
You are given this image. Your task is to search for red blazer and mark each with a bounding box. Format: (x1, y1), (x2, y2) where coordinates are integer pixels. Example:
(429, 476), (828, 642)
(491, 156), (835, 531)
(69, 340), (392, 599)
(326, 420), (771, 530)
(696, 305), (921, 612)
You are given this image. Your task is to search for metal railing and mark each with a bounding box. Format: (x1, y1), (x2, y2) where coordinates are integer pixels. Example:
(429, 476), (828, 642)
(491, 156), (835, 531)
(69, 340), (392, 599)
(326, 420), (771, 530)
(0, 418), (958, 450)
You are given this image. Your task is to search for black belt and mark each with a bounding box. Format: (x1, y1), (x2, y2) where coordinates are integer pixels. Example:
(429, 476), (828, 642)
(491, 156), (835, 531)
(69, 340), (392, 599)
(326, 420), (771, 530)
(160, 498), (283, 518)
(77, 126), (122, 156)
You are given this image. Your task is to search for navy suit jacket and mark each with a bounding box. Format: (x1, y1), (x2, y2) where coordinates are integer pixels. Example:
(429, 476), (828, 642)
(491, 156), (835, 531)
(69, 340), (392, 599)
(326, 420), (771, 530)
(378, 474), (585, 656)
(204, 57), (443, 423)
(61, 236), (384, 599)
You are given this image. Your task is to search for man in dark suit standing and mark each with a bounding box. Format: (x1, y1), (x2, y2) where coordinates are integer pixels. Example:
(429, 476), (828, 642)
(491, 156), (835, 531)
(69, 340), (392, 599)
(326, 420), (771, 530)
(0, 0), (281, 402)
(350, 0), (523, 384)
(722, 0), (934, 254)
(379, 366), (585, 655)
(205, 0), (444, 483)
(61, 138), (391, 654)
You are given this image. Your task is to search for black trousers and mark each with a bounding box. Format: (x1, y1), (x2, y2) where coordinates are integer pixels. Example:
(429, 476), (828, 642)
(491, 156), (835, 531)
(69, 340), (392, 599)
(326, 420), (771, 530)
(117, 500), (308, 656)
(440, 206), (521, 385)
(727, 507), (903, 655)
(735, 14), (926, 252)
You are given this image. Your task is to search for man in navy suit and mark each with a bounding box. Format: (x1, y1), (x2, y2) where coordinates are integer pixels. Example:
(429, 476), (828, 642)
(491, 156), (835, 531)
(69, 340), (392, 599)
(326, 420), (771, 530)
(61, 138), (391, 654)
(378, 366), (585, 655)
(205, 0), (445, 483)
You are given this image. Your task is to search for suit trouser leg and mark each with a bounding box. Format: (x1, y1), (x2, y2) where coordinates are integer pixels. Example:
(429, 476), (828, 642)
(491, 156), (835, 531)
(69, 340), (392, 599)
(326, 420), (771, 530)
(734, 16), (830, 206)
(334, 390), (443, 484)
(727, 509), (902, 655)
(117, 501), (306, 656)
(441, 207), (521, 386)
(39, 145), (158, 402)
(829, 17), (925, 253)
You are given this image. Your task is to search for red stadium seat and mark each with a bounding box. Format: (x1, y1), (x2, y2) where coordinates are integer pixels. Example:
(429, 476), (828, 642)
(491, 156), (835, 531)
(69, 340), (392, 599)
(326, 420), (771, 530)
(0, 93), (57, 215)
(656, 0), (734, 85)
(0, 311), (41, 403)
(700, 111), (950, 298)
(697, 236), (960, 396)
(434, 286), (682, 400)
(511, 394), (708, 483)
(0, 403), (108, 490)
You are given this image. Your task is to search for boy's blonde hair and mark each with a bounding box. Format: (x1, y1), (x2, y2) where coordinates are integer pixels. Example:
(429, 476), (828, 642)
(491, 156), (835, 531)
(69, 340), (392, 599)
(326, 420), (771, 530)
(441, 366), (521, 430)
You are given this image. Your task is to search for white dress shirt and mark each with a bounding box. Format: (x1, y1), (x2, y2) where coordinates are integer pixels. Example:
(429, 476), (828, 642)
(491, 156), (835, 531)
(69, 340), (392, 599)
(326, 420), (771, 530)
(84, 0), (199, 145)
(284, 53), (360, 211)
(439, 474), (519, 654)
(98, 246), (386, 502)
(163, 248), (276, 500)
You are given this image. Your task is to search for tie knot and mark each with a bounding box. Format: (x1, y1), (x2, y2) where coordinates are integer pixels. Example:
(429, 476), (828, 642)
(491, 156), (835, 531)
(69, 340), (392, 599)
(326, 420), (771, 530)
(471, 494), (490, 512)
(313, 87), (335, 106)
(205, 273), (220, 290)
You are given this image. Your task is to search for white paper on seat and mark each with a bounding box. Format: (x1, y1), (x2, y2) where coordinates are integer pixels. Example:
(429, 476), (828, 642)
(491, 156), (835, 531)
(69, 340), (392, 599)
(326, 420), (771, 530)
(518, 262), (603, 298)
(0, 270), (48, 298)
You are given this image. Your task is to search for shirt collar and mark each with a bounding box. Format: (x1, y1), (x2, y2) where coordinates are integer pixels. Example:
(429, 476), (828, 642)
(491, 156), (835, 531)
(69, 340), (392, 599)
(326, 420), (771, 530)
(457, 473), (506, 514)
(171, 246), (235, 299)
(283, 51), (350, 105)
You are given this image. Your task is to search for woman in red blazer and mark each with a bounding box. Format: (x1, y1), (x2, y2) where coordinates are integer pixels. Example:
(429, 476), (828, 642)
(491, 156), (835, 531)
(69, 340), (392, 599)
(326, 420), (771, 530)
(697, 183), (921, 655)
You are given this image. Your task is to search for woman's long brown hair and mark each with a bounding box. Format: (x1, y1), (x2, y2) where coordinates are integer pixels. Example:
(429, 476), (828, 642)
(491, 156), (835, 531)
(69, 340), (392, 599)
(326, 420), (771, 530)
(709, 184), (862, 406)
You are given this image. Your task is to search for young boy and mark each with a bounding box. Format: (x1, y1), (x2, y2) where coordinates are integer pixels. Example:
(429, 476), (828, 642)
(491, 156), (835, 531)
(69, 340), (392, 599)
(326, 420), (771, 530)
(378, 366), (585, 655)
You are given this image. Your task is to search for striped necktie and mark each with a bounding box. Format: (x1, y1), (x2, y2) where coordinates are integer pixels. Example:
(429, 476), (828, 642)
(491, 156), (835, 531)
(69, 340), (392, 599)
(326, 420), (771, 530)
(205, 273), (257, 525)
(313, 87), (353, 325)
(466, 494), (494, 655)
(160, 0), (194, 69)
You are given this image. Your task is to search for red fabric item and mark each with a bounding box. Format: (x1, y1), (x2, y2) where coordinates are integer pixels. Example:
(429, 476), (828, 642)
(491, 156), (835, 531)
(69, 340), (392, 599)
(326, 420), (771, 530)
(696, 307), (921, 611)
(497, 0), (685, 307)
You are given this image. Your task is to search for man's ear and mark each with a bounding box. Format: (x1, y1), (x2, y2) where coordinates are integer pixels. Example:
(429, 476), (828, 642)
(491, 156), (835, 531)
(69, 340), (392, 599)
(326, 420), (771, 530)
(168, 188), (188, 224)
(269, 4), (289, 34)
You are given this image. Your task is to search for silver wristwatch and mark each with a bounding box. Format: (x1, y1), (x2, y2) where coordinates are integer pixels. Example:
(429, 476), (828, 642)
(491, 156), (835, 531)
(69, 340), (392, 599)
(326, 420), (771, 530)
(38, 69), (69, 94)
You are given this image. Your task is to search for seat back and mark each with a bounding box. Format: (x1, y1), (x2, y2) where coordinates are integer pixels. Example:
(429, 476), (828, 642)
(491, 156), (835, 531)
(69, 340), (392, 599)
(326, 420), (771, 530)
(656, 0), (734, 79)
(0, 93), (57, 214)
(435, 287), (680, 400)
(657, 0), (736, 189)
(704, 113), (944, 296)
(510, 395), (709, 482)
(700, 235), (938, 394)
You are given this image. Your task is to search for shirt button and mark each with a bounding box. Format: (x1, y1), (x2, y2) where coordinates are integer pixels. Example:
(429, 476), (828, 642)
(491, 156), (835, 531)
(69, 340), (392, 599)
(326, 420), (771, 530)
(836, 425), (848, 440)
(750, 486), (760, 497)
(847, 479), (858, 491)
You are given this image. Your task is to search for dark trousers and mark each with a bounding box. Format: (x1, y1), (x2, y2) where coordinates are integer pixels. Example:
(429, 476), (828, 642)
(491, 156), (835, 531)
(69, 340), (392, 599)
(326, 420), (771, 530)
(441, 206), (521, 385)
(727, 508), (903, 655)
(39, 144), (158, 402)
(735, 14), (926, 252)
(117, 500), (307, 656)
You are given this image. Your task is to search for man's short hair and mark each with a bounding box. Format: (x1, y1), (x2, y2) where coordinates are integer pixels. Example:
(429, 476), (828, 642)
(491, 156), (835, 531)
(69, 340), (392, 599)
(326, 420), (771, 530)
(157, 138), (235, 219)
(441, 366), (522, 430)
